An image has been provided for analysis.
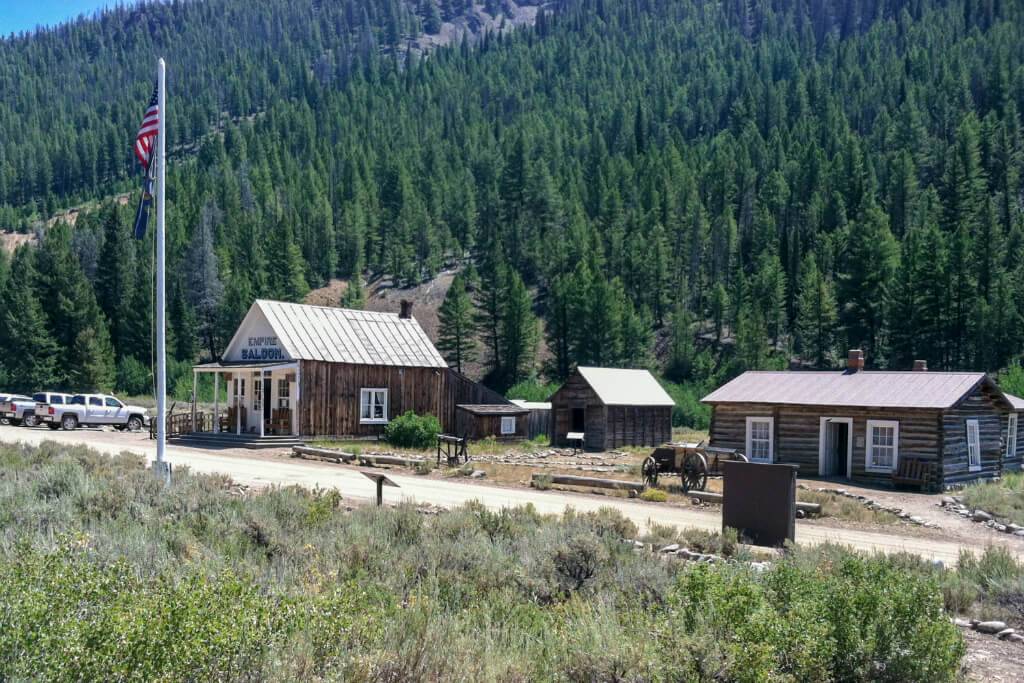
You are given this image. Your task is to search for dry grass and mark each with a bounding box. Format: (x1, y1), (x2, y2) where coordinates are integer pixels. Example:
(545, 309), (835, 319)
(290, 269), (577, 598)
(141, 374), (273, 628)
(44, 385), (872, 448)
(798, 489), (900, 525)
(960, 472), (1024, 526)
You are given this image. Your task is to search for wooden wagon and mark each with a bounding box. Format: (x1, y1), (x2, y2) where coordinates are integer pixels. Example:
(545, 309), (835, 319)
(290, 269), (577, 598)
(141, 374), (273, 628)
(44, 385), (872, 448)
(641, 442), (748, 492)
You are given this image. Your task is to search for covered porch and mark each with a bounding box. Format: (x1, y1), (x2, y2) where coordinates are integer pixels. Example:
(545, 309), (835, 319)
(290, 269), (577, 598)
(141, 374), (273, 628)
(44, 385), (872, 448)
(189, 361), (301, 438)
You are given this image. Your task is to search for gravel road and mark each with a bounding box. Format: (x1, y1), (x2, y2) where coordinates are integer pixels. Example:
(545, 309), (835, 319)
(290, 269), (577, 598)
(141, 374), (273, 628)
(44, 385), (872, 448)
(3, 425), (1021, 566)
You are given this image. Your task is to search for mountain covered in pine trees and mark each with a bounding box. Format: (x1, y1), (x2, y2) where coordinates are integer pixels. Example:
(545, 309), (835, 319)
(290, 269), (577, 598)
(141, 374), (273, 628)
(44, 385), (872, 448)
(1, 0), (1023, 427)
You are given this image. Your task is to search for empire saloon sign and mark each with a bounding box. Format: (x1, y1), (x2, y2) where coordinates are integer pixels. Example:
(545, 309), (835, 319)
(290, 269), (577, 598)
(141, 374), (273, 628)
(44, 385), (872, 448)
(241, 335), (286, 361)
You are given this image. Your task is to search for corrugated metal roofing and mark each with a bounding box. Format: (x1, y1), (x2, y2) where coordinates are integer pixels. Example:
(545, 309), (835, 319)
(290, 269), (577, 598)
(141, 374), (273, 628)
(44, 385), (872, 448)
(457, 404), (530, 415)
(510, 399), (552, 410)
(1006, 393), (1024, 410)
(701, 371), (993, 409)
(575, 367), (676, 406)
(254, 300), (447, 367)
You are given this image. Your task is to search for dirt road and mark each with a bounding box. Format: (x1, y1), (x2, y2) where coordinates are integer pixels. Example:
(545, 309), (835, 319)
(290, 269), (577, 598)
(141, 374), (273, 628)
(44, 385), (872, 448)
(3, 425), (1020, 565)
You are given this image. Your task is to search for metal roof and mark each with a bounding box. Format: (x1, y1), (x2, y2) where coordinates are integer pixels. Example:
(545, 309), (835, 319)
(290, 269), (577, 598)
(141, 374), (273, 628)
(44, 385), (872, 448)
(456, 404), (530, 415)
(574, 367), (676, 407)
(510, 399), (552, 410)
(242, 300), (447, 368)
(1005, 393), (1024, 411)
(701, 371), (1001, 410)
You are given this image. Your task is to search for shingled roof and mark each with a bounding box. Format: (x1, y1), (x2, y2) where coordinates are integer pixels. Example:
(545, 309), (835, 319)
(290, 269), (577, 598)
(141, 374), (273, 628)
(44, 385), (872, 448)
(223, 300), (447, 368)
(701, 371), (1015, 410)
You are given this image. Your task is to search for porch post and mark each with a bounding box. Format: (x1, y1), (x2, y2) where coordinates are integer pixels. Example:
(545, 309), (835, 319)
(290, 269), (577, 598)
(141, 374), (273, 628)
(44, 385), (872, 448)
(213, 373), (220, 433)
(259, 372), (265, 438)
(235, 378), (241, 435)
(191, 370), (197, 432)
(294, 363), (301, 437)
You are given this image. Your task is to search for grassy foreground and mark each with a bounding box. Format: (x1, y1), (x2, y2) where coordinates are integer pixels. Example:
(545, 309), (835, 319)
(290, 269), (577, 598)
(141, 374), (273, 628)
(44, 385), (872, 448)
(961, 471), (1024, 526)
(0, 441), (987, 681)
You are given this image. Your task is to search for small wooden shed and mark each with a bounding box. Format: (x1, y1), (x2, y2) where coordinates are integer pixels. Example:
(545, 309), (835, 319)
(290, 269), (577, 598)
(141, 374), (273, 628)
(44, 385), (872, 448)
(510, 400), (552, 440)
(701, 351), (1023, 488)
(455, 404), (530, 441)
(549, 367), (675, 450)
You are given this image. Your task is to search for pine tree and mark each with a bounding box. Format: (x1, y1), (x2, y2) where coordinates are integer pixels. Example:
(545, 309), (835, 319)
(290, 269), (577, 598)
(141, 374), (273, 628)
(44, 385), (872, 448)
(665, 304), (696, 381)
(70, 325), (116, 392)
(185, 200), (226, 358)
(436, 274), (477, 374)
(266, 218), (309, 302)
(839, 205), (899, 362)
(709, 282), (730, 343)
(794, 254), (838, 367)
(0, 248), (60, 392)
(499, 270), (538, 389)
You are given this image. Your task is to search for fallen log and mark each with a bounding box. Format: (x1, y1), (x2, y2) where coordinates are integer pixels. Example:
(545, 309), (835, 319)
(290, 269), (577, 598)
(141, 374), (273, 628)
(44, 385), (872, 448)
(291, 445), (424, 468)
(531, 473), (643, 491)
(688, 489), (821, 515)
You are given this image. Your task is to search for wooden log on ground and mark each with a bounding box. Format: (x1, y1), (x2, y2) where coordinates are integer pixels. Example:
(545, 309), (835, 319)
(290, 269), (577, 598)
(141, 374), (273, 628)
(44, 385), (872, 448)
(688, 489), (821, 514)
(532, 473), (643, 491)
(292, 445), (357, 463)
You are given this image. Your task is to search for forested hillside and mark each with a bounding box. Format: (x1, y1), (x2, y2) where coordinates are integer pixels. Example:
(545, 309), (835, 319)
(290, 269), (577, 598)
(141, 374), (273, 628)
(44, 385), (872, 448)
(1, 0), (1024, 424)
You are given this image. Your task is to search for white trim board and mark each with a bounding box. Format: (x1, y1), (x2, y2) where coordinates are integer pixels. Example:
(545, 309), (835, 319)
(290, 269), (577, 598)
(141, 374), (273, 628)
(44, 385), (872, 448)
(818, 417), (854, 478)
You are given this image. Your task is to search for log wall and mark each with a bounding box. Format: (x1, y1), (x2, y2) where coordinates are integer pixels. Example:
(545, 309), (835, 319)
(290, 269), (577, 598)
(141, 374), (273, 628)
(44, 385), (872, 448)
(709, 402), (943, 486)
(550, 372), (606, 449)
(941, 383), (1007, 484)
(549, 371), (672, 449)
(297, 362), (507, 438)
(605, 405), (672, 449)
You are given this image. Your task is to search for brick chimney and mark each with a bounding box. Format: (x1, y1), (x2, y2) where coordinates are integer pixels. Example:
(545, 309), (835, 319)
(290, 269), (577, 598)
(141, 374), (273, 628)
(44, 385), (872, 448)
(399, 299), (413, 319)
(913, 359), (928, 372)
(847, 349), (865, 372)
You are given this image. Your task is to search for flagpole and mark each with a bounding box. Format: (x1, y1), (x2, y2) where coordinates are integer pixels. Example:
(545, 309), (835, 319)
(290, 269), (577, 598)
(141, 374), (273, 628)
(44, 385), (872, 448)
(155, 57), (168, 479)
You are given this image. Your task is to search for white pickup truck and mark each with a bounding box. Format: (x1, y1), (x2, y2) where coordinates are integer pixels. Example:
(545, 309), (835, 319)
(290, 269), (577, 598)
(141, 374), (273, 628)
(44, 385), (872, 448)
(43, 394), (148, 432)
(0, 394), (36, 426)
(33, 392), (74, 430)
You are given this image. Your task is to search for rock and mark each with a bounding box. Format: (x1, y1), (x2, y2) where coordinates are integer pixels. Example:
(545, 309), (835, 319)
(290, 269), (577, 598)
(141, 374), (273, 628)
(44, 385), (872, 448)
(899, 512), (911, 519)
(941, 496), (957, 506)
(930, 559), (945, 570)
(659, 543), (680, 554)
(953, 618), (972, 628)
(1006, 633), (1024, 644)
(996, 628), (1017, 639)
(690, 497), (702, 506)
(1015, 530), (1024, 537)
(835, 488), (847, 495)
(910, 516), (925, 524)
(628, 489), (638, 499)
(748, 561), (771, 573)
(1007, 523), (1023, 533)
(676, 548), (703, 561)
(957, 509), (971, 517)
(795, 509), (806, 519)
(974, 621), (1008, 634)
(470, 470), (486, 478)
(972, 510), (993, 522)
(995, 524), (1007, 533)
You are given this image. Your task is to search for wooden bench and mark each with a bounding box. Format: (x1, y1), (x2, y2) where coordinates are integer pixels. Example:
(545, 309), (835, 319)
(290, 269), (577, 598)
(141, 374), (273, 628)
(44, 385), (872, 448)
(270, 408), (291, 435)
(892, 458), (936, 492)
(221, 406), (247, 433)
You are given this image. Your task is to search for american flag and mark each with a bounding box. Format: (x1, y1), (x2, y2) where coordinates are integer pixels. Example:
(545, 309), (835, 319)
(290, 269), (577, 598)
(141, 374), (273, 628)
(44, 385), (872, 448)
(134, 82), (160, 167)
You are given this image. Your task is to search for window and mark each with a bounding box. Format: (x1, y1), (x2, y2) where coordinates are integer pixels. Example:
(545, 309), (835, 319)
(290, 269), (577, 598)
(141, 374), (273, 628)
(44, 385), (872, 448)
(501, 416), (516, 435)
(1007, 414), (1019, 460)
(967, 419), (981, 472)
(104, 398), (122, 408)
(70, 395), (85, 405)
(360, 388), (388, 423)
(745, 417), (774, 463)
(33, 393), (45, 403)
(51, 396), (64, 405)
(253, 380), (262, 412)
(278, 379), (290, 409)
(89, 397), (103, 407)
(866, 420), (899, 472)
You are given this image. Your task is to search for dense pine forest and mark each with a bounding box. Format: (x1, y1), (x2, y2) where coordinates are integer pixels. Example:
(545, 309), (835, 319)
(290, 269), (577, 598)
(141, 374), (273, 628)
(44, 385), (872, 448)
(1, 0), (1024, 426)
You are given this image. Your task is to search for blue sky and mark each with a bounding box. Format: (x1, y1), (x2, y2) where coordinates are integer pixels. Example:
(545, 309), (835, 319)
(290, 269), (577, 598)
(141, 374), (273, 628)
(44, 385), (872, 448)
(0, 1), (114, 36)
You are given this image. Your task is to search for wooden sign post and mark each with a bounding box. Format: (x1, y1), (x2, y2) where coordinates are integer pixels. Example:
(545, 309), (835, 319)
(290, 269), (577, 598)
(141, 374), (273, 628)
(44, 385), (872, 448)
(360, 471), (399, 506)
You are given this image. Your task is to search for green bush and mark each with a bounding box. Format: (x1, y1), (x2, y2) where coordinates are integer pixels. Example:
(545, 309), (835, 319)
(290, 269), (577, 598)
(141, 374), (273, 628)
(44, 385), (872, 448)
(383, 411), (441, 449)
(640, 488), (668, 502)
(115, 355), (151, 396)
(506, 378), (560, 403)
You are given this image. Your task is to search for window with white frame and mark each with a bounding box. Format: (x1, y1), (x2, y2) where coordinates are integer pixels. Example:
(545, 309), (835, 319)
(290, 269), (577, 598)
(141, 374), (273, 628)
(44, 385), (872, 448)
(745, 417), (774, 463)
(1007, 414), (1018, 460)
(866, 420), (899, 472)
(252, 376), (262, 412)
(966, 419), (981, 472)
(360, 388), (388, 423)
(277, 379), (290, 409)
(501, 416), (516, 435)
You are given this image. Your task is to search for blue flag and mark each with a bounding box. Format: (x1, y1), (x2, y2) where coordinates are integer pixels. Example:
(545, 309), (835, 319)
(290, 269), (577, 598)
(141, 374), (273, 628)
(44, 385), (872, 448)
(132, 162), (154, 240)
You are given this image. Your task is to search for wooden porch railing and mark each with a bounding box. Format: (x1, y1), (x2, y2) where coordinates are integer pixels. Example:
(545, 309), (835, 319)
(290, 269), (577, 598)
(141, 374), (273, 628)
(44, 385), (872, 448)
(150, 411), (217, 439)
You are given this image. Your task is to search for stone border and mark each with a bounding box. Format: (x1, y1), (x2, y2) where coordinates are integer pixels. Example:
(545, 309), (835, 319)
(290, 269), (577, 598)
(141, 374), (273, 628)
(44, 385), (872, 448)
(938, 496), (1024, 538)
(803, 485), (940, 528)
(953, 618), (1024, 644)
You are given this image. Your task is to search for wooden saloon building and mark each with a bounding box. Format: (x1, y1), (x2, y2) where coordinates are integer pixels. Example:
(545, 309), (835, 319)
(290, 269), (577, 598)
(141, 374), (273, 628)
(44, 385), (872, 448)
(191, 299), (508, 440)
(701, 350), (1023, 488)
(549, 367), (675, 450)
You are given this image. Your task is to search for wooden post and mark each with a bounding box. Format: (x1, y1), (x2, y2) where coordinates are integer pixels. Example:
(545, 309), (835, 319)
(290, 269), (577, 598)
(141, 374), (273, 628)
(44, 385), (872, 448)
(213, 373), (220, 433)
(376, 478), (384, 506)
(191, 369), (197, 433)
(235, 378), (241, 435)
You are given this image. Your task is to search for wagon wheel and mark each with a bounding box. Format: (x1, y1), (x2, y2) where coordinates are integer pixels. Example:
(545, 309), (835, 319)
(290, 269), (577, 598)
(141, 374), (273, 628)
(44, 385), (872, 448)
(734, 452), (749, 464)
(680, 453), (708, 493)
(641, 456), (659, 488)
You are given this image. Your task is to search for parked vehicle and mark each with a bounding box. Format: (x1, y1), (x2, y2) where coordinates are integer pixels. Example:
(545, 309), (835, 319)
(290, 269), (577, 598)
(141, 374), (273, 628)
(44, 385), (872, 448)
(0, 394), (35, 426)
(44, 394), (148, 431)
(33, 392), (75, 430)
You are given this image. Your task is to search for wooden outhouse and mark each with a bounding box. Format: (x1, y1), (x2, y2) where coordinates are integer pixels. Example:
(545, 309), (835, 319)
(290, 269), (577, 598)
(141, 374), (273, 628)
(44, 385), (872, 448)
(191, 299), (508, 440)
(701, 351), (1023, 488)
(548, 367), (674, 450)
(455, 404), (530, 441)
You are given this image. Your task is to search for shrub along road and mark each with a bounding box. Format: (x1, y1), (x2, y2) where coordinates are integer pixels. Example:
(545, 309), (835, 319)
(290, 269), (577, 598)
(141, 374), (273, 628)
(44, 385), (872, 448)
(2, 425), (1020, 566)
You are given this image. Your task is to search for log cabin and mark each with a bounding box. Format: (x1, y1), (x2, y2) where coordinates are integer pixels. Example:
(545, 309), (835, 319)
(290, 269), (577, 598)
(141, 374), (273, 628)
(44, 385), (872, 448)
(549, 367), (674, 450)
(701, 350), (1024, 489)
(189, 299), (508, 440)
